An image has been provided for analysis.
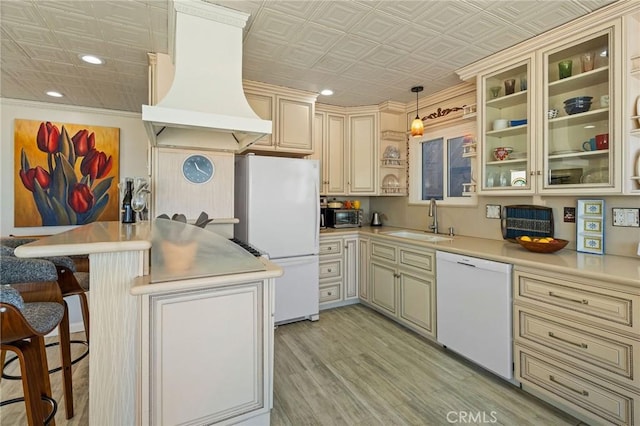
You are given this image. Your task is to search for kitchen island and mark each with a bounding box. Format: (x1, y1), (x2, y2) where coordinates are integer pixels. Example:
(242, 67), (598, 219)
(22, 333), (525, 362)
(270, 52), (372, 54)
(14, 220), (283, 425)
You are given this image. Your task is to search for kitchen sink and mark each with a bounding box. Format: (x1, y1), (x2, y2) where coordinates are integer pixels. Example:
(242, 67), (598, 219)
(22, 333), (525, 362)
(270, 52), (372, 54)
(383, 230), (452, 242)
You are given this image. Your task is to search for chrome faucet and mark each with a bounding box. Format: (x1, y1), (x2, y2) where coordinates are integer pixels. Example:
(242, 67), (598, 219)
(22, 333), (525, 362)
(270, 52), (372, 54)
(428, 198), (438, 234)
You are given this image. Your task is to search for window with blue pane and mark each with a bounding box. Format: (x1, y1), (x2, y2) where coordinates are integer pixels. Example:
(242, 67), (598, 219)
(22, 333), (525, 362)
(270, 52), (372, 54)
(421, 136), (470, 200)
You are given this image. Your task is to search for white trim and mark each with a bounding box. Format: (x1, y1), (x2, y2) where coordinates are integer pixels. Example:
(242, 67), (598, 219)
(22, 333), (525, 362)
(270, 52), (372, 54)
(0, 97), (141, 118)
(408, 120), (477, 207)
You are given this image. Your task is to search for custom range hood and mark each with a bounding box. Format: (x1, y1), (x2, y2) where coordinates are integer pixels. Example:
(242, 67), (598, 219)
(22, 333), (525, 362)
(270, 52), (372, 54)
(142, 0), (271, 152)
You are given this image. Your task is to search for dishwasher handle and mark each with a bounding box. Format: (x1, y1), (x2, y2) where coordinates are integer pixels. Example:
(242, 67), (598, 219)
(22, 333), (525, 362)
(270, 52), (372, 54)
(456, 261), (476, 268)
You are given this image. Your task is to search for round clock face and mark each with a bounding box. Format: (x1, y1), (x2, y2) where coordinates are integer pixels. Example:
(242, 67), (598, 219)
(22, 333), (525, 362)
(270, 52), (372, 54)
(182, 154), (215, 184)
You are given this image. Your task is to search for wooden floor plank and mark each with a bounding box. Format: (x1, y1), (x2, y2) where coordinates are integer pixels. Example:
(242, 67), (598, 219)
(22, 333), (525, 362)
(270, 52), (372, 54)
(1, 304), (580, 425)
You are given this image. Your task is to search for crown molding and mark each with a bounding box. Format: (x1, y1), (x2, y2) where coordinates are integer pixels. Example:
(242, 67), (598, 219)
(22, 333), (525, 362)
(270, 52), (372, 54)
(1, 98), (142, 117)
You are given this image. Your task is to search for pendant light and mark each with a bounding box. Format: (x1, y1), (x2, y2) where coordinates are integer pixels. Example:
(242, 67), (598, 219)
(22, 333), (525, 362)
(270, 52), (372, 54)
(410, 86), (424, 137)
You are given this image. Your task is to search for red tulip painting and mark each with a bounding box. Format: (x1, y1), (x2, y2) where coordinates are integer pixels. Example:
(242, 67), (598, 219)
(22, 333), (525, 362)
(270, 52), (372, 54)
(14, 119), (119, 227)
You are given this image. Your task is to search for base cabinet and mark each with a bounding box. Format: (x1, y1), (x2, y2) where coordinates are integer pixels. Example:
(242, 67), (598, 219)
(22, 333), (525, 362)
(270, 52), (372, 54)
(142, 279), (274, 425)
(364, 237), (436, 339)
(513, 267), (640, 426)
(370, 260), (397, 315)
(319, 234), (359, 309)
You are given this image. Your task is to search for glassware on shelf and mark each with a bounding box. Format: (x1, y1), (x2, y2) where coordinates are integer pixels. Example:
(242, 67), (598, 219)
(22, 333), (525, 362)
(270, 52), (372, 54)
(504, 78), (516, 95)
(580, 52), (595, 72)
(558, 60), (573, 79)
(489, 86), (501, 98)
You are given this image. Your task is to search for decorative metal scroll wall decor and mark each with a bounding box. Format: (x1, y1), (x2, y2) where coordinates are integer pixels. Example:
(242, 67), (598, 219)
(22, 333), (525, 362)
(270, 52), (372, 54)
(421, 105), (466, 122)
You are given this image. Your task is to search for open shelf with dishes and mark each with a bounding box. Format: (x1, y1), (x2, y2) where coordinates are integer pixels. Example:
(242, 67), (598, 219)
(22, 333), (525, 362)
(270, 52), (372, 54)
(480, 59), (532, 193)
(379, 130), (407, 196)
(543, 30), (616, 191)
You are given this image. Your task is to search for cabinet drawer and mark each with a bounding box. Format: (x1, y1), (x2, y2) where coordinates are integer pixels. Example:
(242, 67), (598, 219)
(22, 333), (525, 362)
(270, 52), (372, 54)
(515, 270), (637, 334)
(319, 283), (341, 304)
(319, 259), (342, 281)
(371, 240), (397, 262)
(516, 307), (638, 386)
(319, 240), (343, 256)
(399, 247), (434, 272)
(516, 347), (638, 426)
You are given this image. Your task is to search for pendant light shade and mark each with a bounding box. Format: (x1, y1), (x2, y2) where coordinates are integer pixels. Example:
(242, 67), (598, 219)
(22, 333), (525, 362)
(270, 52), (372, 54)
(410, 86), (424, 137)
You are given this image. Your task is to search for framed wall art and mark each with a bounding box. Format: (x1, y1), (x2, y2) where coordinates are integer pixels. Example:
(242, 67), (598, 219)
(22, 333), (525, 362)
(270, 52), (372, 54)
(14, 119), (120, 227)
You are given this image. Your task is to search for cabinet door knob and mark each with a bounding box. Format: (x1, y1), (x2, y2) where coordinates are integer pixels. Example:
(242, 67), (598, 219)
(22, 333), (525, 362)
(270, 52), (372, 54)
(327, 268), (332, 272)
(529, 170), (535, 176)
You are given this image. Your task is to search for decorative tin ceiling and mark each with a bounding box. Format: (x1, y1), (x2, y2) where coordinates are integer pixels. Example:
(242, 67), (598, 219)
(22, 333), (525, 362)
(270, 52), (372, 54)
(0, 0), (616, 112)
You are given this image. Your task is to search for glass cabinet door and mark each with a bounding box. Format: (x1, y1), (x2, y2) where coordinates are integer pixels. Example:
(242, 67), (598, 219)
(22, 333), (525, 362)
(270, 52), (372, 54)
(481, 59), (532, 192)
(543, 29), (613, 190)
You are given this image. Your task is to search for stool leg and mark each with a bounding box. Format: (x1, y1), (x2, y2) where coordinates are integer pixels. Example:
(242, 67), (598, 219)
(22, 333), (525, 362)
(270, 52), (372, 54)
(0, 349), (6, 384)
(5, 340), (53, 426)
(78, 292), (90, 343)
(59, 301), (74, 419)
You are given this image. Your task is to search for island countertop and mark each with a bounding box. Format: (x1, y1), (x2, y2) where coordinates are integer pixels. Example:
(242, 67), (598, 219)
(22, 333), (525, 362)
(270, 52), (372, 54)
(14, 220), (284, 291)
(14, 221), (152, 257)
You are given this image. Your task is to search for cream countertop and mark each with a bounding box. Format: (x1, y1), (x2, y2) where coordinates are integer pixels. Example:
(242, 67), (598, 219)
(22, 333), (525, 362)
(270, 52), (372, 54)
(321, 226), (640, 289)
(14, 221), (284, 295)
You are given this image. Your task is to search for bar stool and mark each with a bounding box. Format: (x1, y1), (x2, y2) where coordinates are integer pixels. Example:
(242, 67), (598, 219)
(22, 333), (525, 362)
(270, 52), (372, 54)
(1, 238), (90, 343)
(0, 248), (76, 419)
(1, 280), (65, 425)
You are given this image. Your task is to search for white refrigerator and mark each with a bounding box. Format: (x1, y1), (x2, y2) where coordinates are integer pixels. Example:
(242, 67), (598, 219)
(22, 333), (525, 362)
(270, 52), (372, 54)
(234, 154), (320, 324)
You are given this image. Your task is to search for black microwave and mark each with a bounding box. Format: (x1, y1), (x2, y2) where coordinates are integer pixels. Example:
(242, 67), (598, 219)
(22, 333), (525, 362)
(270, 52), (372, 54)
(322, 208), (363, 228)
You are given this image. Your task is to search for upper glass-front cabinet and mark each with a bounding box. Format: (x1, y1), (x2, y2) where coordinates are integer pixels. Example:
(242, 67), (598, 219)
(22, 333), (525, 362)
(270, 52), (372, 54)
(543, 29), (614, 190)
(481, 59), (532, 192)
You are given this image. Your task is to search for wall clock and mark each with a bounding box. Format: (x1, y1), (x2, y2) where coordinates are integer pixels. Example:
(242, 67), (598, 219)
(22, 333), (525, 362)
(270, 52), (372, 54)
(182, 154), (215, 184)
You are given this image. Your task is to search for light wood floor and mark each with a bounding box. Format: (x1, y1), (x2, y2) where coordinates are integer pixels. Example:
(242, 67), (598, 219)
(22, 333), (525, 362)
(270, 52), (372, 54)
(1, 304), (582, 425)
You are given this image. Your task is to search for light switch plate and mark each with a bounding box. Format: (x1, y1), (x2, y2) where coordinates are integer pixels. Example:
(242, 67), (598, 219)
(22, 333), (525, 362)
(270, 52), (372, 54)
(486, 204), (501, 219)
(612, 208), (640, 227)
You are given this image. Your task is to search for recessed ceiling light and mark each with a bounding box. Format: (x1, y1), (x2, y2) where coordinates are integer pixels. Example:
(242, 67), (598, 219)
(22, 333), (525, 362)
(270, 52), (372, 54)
(46, 91), (63, 98)
(584, 125), (596, 129)
(320, 89), (333, 96)
(80, 54), (104, 65)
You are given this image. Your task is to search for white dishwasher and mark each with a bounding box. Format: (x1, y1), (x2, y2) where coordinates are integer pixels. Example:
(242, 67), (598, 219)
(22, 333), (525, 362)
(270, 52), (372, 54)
(436, 251), (514, 381)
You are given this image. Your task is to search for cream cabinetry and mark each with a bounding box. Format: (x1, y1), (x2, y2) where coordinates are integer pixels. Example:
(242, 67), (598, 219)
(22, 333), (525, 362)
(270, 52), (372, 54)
(479, 58), (533, 193)
(624, 10), (640, 194)
(244, 81), (317, 155)
(460, 15), (627, 195)
(513, 267), (640, 426)
(349, 112), (378, 194)
(316, 104), (378, 195)
(319, 234), (359, 308)
(365, 237), (436, 339)
(141, 279), (274, 425)
(314, 111), (347, 195)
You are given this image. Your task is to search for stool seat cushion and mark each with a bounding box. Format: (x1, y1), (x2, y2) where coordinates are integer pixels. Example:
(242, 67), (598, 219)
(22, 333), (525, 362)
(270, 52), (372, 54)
(0, 255), (58, 284)
(22, 302), (65, 334)
(0, 285), (25, 310)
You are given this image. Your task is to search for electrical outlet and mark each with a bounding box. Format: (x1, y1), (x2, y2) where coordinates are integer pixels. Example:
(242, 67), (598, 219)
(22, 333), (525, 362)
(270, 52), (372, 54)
(486, 204), (501, 219)
(612, 208), (640, 227)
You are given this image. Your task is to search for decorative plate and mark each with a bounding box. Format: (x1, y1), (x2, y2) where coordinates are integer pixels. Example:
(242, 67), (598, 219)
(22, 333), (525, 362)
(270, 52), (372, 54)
(382, 174), (399, 187)
(383, 146), (400, 159)
(511, 177), (526, 186)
